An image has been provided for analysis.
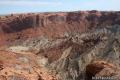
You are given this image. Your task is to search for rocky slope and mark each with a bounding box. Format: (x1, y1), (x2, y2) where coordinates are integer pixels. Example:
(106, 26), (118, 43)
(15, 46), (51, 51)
(0, 11), (120, 46)
(0, 11), (120, 80)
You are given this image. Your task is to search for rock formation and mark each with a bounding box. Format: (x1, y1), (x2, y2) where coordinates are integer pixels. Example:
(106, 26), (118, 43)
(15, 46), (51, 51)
(0, 11), (120, 80)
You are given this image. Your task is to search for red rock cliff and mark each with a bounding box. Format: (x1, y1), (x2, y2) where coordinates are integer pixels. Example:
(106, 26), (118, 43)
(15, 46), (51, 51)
(0, 11), (120, 46)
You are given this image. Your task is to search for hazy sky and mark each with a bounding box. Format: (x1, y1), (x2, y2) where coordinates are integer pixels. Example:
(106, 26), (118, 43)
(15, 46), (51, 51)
(0, 0), (120, 14)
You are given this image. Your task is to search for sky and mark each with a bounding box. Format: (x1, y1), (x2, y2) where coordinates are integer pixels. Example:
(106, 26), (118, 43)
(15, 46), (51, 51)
(0, 0), (120, 14)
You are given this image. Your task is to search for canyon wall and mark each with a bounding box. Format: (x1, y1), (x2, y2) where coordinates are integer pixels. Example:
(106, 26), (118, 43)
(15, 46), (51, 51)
(0, 11), (120, 80)
(0, 11), (120, 46)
